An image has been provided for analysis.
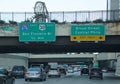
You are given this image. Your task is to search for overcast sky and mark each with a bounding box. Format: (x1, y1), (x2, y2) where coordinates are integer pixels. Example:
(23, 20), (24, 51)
(0, 0), (107, 12)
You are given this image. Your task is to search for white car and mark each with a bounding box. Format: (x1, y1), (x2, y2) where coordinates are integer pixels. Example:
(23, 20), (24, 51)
(48, 68), (61, 77)
(67, 67), (74, 73)
(73, 67), (78, 72)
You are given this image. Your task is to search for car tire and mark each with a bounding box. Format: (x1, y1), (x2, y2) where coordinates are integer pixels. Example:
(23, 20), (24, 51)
(58, 75), (61, 78)
(25, 79), (28, 81)
(12, 80), (15, 84)
(89, 76), (92, 79)
(44, 78), (46, 81)
(2, 81), (5, 84)
(40, 79), (42, 81)
(101, 76), (103, 80)
(48, 75), (51, 77)
(22, 75), (25, 78)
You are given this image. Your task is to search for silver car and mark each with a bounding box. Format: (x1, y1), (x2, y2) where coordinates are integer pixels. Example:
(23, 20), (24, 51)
(25, 67), (46, 81)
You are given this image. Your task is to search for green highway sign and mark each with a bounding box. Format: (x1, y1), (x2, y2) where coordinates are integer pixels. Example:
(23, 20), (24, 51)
(71, 24), (105, 41)
(93, 63), (99, 67)
(19, 22), (56, 42)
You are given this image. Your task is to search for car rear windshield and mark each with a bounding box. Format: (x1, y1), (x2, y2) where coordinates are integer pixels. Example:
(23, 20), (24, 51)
(50, 68), (58, 70)
(28, 68), (41, 71)
(91, 68), (101, 72)
(12, 66), (24, 71)
(0, 68), (6, 73)
(0, 68), (5, 71)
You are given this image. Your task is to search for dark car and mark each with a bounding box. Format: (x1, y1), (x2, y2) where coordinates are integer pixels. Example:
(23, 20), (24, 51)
(81, 67), (89, 75)
(0, 68), (15, 84)
(89, 67), (103, 79)
(58, 67), (66, 75)
(11, 66), (26, 78)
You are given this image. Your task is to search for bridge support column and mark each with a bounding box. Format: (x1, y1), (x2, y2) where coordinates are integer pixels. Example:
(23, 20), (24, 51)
(93, 53), (99, 67)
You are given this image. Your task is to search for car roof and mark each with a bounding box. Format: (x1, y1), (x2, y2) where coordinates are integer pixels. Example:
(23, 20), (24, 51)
(0, 68), (6, 69)
(82, 67), (89, 69)
(91, 67), (101, 70)
(13, 66), (25, 67)
(29, 67), (40, 69)
(28, 67), (41, 71)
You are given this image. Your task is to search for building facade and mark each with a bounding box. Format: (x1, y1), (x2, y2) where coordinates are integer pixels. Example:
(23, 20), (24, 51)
(110, 0), (119, 10)
(109, 0), (120, 20)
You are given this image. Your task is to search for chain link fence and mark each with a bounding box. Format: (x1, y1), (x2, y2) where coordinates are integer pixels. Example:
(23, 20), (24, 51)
(0, 10), (120, 23)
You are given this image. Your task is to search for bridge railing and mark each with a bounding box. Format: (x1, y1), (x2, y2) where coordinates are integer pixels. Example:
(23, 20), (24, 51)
(0, 10), (120, 23)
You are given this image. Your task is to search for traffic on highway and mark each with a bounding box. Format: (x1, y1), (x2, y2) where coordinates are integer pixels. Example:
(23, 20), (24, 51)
(13, 65), (120, 84)
(0, 0), (120, 84)
(1, 63), (120, 84)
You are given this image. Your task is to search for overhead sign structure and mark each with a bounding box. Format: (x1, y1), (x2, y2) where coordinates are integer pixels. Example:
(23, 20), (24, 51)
(71, 24), (105, 41)
(19, 22), (56, 42)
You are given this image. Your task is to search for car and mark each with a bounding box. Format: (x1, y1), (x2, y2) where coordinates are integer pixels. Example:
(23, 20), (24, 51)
(58, 67), (66, 75)
(67, 67), (74, 73)
(102, 68), (108, 73)
(81, 67), (89, 75)
(73, 66), (79, 72)
(44, 65), (50, 73)
(89, 67), (103, 79)
(25, 67), (46, 81)
(48, 68), (61, 77)
(11, 66), (26, 78)
(0, 68), (15, 84)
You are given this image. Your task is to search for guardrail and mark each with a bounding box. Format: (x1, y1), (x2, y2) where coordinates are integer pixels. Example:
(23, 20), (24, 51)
(0, 10), (120, 23)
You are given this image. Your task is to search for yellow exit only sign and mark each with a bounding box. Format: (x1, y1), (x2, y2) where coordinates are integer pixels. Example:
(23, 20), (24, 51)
(71, 36), (105, 41)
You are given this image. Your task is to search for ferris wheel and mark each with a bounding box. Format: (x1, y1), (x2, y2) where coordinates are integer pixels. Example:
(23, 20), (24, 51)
(34, 1), (44, 15)
(34, 1), (49, 22)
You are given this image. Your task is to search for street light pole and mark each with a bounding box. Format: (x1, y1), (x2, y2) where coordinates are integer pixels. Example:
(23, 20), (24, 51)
(106, 0), (109, 21)
(93, 53), (99, 67)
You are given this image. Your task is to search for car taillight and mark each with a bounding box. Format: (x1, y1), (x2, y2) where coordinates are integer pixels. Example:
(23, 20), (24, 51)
(21, 71), (25, 74)
(25, 72), (29, 74)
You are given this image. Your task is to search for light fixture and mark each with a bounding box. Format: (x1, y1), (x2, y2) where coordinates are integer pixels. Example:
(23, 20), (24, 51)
(93, 52), (99, 55)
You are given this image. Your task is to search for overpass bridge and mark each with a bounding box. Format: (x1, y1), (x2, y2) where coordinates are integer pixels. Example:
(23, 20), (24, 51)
(28, 54), (93, 66)
(0, 10), (120, 53)
(0, 22), (120, 53)
(0, 10), (120, 75)
(0, 11), (120, 67)
(0, 35), (120, 53)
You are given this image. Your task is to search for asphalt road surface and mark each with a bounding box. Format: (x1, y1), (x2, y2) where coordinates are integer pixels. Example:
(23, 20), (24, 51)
(15, 72), (120, 84)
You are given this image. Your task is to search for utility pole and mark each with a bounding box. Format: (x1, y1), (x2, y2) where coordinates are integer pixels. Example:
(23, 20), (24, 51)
(93, 53), (99, 67)
(106, 0), (109, 21)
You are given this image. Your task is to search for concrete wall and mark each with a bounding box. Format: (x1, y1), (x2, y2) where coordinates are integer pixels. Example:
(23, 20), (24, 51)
(110, 0), (119, 10)
(7, 53), (30, 58)
(110, 0), (119, 21)
(1, 23), (120, 36)
(115, 55), (120, 76)
(0, 54), (28, 70)
(97, 53), (117, 60)
(29, 53), (94, 58)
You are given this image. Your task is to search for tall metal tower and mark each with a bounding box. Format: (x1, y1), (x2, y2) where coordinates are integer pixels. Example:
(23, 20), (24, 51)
(33, 1), (49, 22)
(110, 0), (120, 21)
